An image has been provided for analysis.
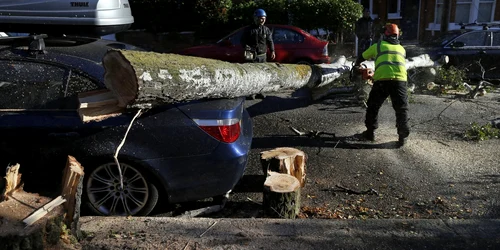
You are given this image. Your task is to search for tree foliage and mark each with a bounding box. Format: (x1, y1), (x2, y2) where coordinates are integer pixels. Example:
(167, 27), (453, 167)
(129, 0), (363, 39)
(195, 0), (232, 26)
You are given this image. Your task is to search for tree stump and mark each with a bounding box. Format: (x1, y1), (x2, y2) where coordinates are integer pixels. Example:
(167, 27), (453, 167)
(260, 147), (306, 187)
(263, 172), (301, 219)
(61, 155), (84, 239)
(0, 159), (84, 249)
(0, 191), (67, 250)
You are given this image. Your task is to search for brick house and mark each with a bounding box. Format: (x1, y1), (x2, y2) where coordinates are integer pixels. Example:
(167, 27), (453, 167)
(359, 0), (500, 42)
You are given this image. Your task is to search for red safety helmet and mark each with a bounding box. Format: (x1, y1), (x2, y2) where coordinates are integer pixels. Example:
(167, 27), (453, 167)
(384, 23), (399, 37)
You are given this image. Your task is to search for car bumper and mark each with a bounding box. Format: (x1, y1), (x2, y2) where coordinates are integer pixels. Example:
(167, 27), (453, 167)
(143, 109), (253, 203)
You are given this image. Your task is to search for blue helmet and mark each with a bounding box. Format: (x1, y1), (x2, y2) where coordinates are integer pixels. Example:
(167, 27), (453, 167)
(254, 9), (267, 17)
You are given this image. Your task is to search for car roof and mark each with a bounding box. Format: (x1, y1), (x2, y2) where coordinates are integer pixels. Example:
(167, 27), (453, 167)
(0, 35), (142, 82)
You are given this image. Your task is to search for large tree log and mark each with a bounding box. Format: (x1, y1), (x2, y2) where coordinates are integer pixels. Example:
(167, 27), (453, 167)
(78, 51), (447, 122)
(101, 51), (447, 109)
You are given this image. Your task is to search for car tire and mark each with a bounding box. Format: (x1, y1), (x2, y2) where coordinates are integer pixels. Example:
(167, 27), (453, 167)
(82, 161), (159, 216)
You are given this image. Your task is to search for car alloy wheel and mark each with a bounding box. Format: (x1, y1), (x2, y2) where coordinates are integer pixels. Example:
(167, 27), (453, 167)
(85, 162), (158, 216)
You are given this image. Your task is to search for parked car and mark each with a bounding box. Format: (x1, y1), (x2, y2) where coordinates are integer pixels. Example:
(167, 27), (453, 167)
(0, 34), (253, 216)
(179, 24), (331, 64)
(408, 26), (500, 81)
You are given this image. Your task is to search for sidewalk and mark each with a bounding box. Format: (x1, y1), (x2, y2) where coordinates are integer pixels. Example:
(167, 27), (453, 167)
(80, 217), (500, 249)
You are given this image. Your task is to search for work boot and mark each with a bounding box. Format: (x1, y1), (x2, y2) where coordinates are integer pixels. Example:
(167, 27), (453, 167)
(397, 136), (407, 147)
(361, 130), (375, 141)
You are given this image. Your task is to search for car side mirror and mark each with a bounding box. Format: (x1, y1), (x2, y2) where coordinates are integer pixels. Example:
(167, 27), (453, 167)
(451, 41), (465, 48)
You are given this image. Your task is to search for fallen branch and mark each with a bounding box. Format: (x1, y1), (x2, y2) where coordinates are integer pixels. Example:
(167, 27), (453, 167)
(289, 126), (336, 138)
(322, 184), (379, 196)
(179, 194), (228, 218)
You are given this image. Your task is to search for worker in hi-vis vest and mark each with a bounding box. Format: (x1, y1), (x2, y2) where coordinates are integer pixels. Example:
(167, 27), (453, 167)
(354, 23), (409, 147)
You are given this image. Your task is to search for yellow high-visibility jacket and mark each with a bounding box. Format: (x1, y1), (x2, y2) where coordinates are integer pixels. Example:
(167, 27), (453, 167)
(362, 40), (407, 82)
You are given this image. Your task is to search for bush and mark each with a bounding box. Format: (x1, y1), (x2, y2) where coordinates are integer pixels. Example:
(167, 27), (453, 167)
(435, 66), (466, 90)
(464, 122), (500, 141)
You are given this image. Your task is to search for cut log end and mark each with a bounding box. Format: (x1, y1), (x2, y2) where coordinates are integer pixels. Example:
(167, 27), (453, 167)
(264, 172), (300, 193)
(103, 50), (139, 107)
(260, 147), (307, 187)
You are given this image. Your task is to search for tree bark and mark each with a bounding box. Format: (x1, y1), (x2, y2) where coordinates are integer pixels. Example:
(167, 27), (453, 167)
(262, 172), (301, 219)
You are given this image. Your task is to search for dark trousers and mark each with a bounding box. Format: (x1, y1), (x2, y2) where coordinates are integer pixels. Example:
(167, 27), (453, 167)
(254, 54), (267, 63)
(365, 80), (410, 138)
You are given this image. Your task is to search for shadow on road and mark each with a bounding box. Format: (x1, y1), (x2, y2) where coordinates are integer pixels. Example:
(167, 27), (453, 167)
(246, 88), (312, 117)
(251, 133), (402, 152)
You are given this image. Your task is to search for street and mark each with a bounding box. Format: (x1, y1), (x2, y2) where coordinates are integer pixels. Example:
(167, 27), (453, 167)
(212, 89), (500, 220)
(81, 89), (500, 249)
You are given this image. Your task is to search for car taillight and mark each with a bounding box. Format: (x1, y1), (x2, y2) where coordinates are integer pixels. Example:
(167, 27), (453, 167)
(322, 44), (328, 56)
(194, 118), (241, 143)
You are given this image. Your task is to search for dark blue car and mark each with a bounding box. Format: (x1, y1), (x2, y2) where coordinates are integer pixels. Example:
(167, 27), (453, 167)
(0, 34), (253, 216)
(413, 27), (500, 81)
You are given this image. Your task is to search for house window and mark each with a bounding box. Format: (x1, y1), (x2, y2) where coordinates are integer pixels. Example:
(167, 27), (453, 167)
(387, 0), (401, 18)
(454, 0), (495, 24)
(435, 0), (444, 24)
(455, 0), (472, 23)
(477, 0), (495, 22)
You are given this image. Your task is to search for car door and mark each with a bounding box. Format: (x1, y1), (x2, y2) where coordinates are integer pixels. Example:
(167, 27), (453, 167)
(272, 27), (305, 63)
(483, 30), (500, 80)
(445, 30), (489, 79)
(215, 29), (245, 62)
(0, 60), (103, 180)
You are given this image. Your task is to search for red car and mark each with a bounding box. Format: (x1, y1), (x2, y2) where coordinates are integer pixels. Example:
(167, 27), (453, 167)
(179, 24), (330, 64)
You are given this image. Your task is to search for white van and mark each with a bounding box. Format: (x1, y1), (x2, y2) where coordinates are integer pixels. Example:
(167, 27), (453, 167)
(0, 0), (134, 36)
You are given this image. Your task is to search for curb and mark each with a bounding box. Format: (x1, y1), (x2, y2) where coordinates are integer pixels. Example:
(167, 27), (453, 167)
(80, 217), (500, 249)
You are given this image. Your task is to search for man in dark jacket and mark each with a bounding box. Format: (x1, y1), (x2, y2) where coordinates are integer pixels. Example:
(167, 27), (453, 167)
(355, 8), (373, 57)
(241, 8), (276, 99)
(354, 23), (410, 147)
(241, 8), (275, 63)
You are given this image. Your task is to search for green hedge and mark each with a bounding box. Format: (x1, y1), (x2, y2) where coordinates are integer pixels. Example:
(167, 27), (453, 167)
(128, 0), (362, 40)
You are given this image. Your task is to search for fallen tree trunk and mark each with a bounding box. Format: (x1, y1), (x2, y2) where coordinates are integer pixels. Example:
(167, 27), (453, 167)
(79, 51), (447, 122)
(101, 51), (447, 109)
(102, 50), (319, 108)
